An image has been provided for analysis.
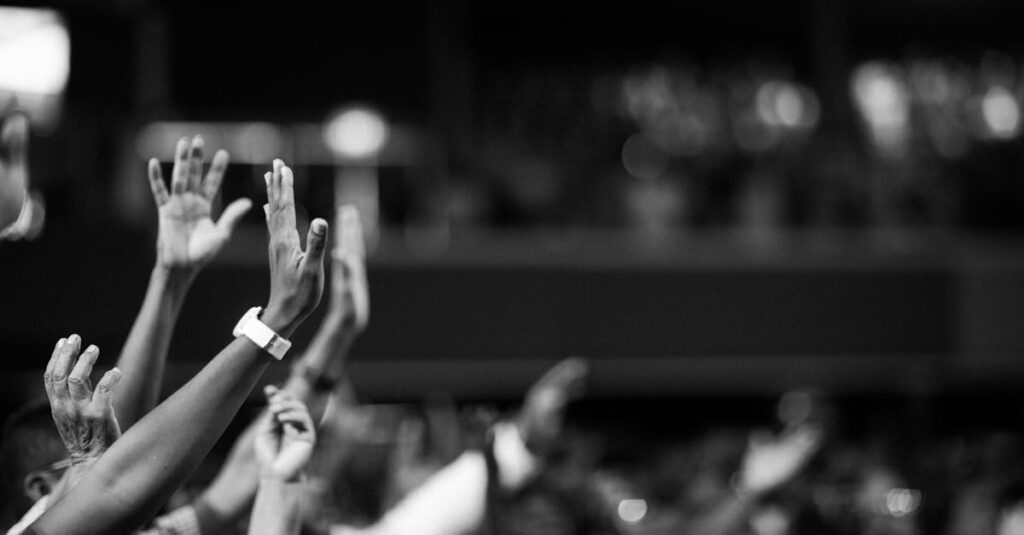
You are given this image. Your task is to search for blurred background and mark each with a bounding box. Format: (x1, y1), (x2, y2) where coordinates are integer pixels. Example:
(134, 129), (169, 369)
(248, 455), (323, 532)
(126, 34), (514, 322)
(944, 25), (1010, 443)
(3, 0), (1024, 532)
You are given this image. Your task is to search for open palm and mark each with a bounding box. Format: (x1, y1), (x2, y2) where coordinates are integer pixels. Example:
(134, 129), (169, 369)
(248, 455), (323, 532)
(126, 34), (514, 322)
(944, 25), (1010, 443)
(148, 136), (251, 270)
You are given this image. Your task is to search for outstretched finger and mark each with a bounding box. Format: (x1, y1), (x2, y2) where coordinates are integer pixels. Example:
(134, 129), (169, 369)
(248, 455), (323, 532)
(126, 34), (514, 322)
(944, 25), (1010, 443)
(147, 158), (169, 205)
(50, 334), (81, 402)
(278, 164), (297, 229)
(186, 136), (205, 194)
(43, 337), (67, 397)
(170, 137), (190, 194)
(92, 367), (122, 408)
(67, 344), (99, 403)
(201, 149), (230, 200)
(270, 159), (284, 207)
(216, 198), (252, 237)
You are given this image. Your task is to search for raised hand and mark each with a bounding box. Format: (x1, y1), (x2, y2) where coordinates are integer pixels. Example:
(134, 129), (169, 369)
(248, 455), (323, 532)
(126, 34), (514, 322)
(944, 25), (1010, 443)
(43, 335), (122, 472)
(254, 386), (316, 482)
(148, 136), (252, 272)
(736, 424), (823, 497)
(329, 205), (370, 333)
(263, 159), (329, 333)
(517, 356), (589, 455)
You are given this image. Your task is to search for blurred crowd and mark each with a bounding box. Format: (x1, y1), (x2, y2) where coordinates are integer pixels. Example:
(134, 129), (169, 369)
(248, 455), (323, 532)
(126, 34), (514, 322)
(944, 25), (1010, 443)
(442, 52), (1024, 231)
(1, 121), (1024, 535)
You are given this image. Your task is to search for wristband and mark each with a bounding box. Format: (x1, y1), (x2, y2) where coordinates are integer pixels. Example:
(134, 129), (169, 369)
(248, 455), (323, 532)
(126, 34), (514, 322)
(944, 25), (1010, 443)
(233, 306), (292, 360)
(295, 362), (340, 392)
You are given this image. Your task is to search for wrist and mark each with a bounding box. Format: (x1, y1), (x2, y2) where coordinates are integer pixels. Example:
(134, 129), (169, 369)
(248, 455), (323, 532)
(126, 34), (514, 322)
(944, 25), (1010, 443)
(260, 469), (306, 485)
(260, 305), (302, 338)
(152, 263), (198, 290)
(68, 449), (105, 467)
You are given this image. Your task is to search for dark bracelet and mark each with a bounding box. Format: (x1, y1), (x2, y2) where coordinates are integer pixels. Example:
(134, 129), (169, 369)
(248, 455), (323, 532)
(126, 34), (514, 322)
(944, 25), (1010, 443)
(296, 362), (340, 392)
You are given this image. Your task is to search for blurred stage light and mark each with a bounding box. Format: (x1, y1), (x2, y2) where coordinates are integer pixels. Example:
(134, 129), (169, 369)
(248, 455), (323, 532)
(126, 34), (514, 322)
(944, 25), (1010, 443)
(852, 63), (910, 153)
(0, 7), (69, 95)
(885, 488), (921, 517)
(617, 499), (647, 524)
(237, 122), (285, 163)
(755, 81), (820, 130)
(323, 106), (390, 160)
(981, 86), (1021, 139)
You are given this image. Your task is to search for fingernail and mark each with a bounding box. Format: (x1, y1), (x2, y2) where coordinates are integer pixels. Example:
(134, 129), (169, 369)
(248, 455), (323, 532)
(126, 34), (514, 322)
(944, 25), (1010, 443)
(57, 337), (66, 347)
(68, 334), (79, 345)
(86, 345), (98, 354)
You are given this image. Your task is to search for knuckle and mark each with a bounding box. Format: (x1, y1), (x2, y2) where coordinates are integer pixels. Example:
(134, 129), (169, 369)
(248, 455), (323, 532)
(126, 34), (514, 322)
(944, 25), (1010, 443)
(66, 375), (85, 386)
(50, 372), (67, 383)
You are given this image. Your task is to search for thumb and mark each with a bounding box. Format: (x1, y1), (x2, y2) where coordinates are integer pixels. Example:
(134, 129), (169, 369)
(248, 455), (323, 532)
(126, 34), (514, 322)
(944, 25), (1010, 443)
(304, 218), (329, 265)
(216, 198), (252, 236)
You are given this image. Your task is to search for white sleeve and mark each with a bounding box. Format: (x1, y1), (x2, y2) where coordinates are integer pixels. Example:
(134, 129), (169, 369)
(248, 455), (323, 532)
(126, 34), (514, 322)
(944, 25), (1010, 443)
(333, 451), (489, 535)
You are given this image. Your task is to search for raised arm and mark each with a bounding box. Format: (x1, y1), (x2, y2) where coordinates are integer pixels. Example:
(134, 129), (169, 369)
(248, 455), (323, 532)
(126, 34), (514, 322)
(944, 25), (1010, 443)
(31, 159), (327, 535)
(248, 386), (316, 535)
(283, 204), (368, 422)
(114, 136), (251, 428)
(679, 424), (823, 535)
(193, 205), (369, 527)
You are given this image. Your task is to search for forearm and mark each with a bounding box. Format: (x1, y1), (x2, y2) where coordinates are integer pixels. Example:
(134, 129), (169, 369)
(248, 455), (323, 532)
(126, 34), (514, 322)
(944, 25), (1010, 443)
(248, 477), (304, 535)
(194, 418), (261, 525)
(195, 316), (355, 524)
(113, 266), (195, 427)
(33, 330), (287, 535)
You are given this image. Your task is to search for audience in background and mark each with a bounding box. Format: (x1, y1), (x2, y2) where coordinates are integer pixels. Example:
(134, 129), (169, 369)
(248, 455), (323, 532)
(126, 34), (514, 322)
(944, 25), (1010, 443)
(1, 123), (1023, 535)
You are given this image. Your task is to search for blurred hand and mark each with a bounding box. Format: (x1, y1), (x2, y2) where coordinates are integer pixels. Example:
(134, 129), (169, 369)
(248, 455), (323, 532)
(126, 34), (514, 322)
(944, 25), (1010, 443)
(148, 136), (252, 273)
(254, 385), (316, 482)
(737, 424), (823, 497)
(43, 335), (123, 465)
(517, 356), (589, 454)
(263, 159), (328, 332)
(0, 113), (29, 229)
(328, 205), (369, 334)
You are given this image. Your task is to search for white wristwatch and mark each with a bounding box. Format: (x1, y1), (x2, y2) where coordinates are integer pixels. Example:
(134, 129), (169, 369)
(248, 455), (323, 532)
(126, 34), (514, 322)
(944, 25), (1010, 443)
(233, 306), (291, 360)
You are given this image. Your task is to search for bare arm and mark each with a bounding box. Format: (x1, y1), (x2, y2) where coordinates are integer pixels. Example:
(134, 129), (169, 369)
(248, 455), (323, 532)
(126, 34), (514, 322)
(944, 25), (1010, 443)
(114, 136), (251, 428)
(679, 425), (823, 535)
(248, 388), (316, 535)
(31, 159), (327, 535)
(194, 205), (369, 526)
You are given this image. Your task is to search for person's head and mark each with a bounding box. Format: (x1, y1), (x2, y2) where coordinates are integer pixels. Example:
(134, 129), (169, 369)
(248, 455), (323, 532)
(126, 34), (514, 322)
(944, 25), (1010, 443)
(0, 398), (67, 526)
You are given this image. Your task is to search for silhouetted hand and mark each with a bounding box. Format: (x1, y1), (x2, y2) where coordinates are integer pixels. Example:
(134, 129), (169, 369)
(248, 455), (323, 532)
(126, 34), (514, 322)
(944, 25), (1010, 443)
(254, 386), (316, 482)
(148, 136), (252, 273)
